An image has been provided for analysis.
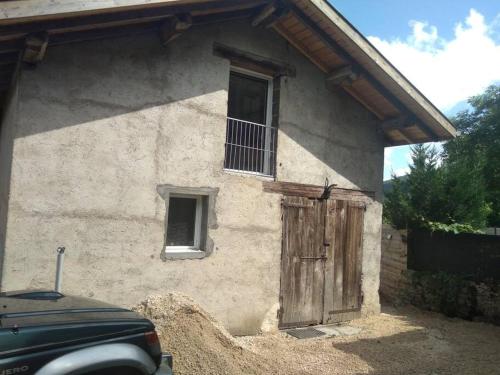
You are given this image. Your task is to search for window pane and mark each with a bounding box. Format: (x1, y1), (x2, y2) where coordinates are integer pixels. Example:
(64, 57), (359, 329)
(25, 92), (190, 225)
(167, 197), (197, 246)
(225, 71), (273, 174)
(228, 72), (268, 125)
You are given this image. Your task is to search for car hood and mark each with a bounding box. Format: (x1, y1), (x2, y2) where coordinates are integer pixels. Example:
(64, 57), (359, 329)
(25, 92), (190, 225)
(0, 290), (153, 356)
(0, 290), (146, 328)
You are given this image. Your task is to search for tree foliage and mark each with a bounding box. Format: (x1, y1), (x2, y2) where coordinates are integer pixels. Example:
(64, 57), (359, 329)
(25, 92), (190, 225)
(443, 85), (500, 227)
(384, 84), (499, 230)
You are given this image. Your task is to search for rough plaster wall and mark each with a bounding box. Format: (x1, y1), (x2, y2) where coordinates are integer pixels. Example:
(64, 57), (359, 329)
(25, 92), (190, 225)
(0, 80), (18, 278)
(1, 20), (383, 333)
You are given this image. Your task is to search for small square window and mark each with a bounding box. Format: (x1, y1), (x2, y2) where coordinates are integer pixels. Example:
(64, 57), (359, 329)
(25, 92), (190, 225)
(166, 195), (203, 250)
(157, 185), (218, 260)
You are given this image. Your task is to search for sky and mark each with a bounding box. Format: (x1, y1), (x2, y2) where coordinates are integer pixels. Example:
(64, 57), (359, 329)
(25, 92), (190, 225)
(330, 0), (500, 180)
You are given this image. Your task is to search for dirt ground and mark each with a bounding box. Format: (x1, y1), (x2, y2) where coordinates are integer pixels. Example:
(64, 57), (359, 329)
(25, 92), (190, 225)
(238, 305), (500, 375)
(135, 294), (500, 375)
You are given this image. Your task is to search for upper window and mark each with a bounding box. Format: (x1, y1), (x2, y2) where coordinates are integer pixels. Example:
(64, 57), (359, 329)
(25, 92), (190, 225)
(224, 69), (277, 177)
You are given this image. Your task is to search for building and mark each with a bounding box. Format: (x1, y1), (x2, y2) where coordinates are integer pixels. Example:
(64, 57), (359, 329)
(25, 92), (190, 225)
(0, 0), (455, 334)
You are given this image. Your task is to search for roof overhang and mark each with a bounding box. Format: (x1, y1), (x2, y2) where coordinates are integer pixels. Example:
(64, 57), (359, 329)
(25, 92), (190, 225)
(0, 0), (456, 145)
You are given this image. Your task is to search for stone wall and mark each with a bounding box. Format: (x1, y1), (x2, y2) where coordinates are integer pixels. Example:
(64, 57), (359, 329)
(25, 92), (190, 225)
(380, 224), (409, 301)
(381, 225), (500, 325)
(407, 271), (500, 325)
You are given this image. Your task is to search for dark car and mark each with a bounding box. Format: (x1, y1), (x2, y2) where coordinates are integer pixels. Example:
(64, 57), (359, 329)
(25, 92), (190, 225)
(0, 290), (173, 375)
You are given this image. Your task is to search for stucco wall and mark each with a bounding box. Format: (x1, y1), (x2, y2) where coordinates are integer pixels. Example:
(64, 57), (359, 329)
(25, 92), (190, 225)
(0, 20), (383, 334)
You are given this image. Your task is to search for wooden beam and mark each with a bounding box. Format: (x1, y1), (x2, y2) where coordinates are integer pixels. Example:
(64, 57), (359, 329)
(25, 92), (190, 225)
(160, 14), (192, 45)
(306, 0), (456, 139)
(395, 129), (413, 144)
(48, 21), (160, 45)
(252, 3), (277, 26)
(285, 1), (440, 141)
(285, 2), (352, 65)
(0, 0), (271, 24)
(381, 114), (435, 141)
(22, 33), (48, 64)
(381, 115), (416, 131)
(262, 181), (375, 203)
(326, 65), (361, 86)
(0, 0), (268, 35)
(252, 1), (289, 28)
(45, 9), (251, 45)
(272, 22), (329, 72)
(213, 42), (296, 77)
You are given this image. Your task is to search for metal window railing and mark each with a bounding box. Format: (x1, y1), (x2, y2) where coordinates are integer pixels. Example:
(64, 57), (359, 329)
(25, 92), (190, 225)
(224, 117), (277, 177)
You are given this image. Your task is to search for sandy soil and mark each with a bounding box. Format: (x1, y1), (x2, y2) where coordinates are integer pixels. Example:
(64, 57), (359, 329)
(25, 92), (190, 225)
(239, 305), (500, 375)
(135, 294), (500, 375)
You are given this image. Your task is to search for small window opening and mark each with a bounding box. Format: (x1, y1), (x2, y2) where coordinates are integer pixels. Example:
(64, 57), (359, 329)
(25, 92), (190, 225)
(166, 195), (202, 250)
(224, 69), (277, 176)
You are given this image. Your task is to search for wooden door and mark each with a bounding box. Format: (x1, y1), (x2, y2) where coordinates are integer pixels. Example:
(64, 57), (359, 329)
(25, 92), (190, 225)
(279, 196), (326, 328)
(323, 199), (365, 323)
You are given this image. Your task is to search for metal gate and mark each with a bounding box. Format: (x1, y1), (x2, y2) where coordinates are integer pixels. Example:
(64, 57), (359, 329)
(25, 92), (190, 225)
(279, 196), (365, 328)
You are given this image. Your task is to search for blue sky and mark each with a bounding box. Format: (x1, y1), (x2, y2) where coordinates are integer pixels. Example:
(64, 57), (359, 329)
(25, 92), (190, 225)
(330, 0), (500, 180)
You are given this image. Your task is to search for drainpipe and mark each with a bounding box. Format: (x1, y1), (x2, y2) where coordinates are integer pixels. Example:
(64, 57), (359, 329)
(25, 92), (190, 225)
(55, 246), (65, 293)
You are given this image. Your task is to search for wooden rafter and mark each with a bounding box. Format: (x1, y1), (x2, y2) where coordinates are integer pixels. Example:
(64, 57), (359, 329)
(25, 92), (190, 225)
(272, 21), (329, 72)
(381, 115), (416, 131)
(252, 2), (277, 26)
(0, 0), (269, 33)
(252, 1), (289, 28)
(160, 14), (192, 45)
(283, 0), (439, 141)
(213, 42), (296, 77)
(326, 65), (361, 86)
(23, 33), (49, 64)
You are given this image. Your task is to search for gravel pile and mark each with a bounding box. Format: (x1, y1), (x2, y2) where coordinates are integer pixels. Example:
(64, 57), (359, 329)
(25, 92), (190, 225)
(132, 293), (292, 375)
(134, 295), (500, 375)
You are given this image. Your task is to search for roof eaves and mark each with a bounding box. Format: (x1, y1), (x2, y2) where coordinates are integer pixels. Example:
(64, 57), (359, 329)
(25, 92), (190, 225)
(306, 0), (456, 139)
(0, 0), (207, 24)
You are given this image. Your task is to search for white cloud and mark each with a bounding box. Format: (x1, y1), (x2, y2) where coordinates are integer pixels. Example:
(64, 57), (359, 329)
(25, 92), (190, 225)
(392, 167), (411, 177)
(368, 9), (500, 110)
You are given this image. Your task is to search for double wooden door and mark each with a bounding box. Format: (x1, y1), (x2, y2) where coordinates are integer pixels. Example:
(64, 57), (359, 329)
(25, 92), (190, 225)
(279, 196), (365, 328)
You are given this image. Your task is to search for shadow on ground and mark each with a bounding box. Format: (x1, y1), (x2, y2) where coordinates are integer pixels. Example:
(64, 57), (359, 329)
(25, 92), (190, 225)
(330, 304), (500, 375)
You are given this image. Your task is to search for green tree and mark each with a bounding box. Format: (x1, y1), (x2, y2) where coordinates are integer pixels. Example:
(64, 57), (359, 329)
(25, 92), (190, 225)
(384, 144), (446, 228)
(440, 143), (490, 228)
(384, 84), (499, 230)
(443, 84), (500, 226)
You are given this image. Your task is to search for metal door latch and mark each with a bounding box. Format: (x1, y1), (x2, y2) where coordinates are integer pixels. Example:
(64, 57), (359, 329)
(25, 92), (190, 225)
(300, 256), (327, 260)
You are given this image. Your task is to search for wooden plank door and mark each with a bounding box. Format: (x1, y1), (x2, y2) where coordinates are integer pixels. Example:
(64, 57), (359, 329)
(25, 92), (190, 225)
(279, 196), (326, 328)
(323, 199), (365, 324)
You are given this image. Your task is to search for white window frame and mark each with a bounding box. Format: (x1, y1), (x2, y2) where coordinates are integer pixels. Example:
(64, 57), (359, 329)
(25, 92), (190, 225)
(165, 194), (203, 252)
(225, 67), (275, 176)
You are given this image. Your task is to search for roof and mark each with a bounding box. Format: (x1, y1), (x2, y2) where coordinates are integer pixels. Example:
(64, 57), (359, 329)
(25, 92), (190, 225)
(0, 0), (456, 145)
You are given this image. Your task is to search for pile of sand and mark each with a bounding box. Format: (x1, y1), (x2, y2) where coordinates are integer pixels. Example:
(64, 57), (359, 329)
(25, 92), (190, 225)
(133, 295), (500, 374)
(133, 293), (292, 375)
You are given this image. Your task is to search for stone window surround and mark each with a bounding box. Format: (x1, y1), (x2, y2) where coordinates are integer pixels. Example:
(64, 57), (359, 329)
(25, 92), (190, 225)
(157, 184), (219, 260)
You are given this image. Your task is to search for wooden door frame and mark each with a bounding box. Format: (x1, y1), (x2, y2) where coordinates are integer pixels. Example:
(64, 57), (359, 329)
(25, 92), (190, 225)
(274, 181), (372, 328)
